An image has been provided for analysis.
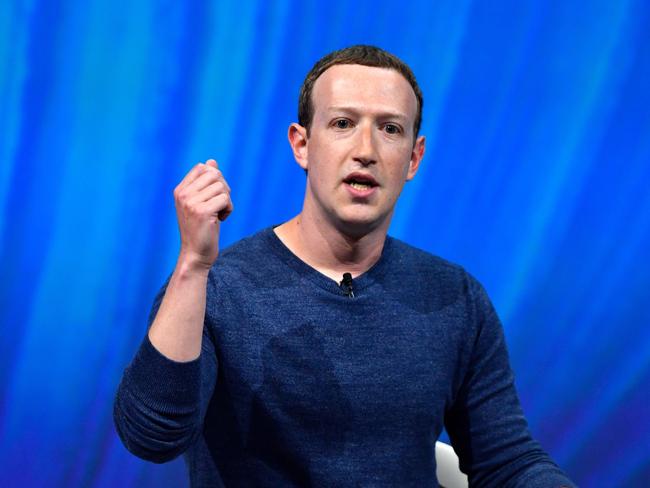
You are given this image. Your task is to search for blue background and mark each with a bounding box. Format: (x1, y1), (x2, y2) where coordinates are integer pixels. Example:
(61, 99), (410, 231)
(1, 0), (649, 486)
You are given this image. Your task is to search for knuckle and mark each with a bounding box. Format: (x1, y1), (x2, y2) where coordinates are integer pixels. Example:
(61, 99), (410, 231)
(213, 194), (228, 210)
(177, 189), (189, 202)
(187, 203), (202, 216)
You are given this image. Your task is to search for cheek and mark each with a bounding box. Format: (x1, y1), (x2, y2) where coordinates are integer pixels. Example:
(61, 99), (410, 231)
(387, 149), (415, 179)
(307, 159), (337, 190)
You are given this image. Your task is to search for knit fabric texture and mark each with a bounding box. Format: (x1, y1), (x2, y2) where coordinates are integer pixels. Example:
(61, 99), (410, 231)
(114, 227), (575, 487)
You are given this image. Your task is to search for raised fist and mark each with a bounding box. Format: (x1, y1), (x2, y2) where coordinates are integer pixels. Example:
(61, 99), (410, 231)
(173, 159), (233, 271)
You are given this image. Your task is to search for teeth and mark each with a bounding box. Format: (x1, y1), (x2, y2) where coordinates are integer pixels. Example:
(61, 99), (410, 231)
(349, 182), (371, 190)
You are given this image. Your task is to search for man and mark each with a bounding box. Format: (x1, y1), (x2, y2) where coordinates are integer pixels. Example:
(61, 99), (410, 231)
(114, 45), (575, 487)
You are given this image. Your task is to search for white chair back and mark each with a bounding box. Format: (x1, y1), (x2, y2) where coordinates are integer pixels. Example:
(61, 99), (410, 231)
(435, 441), (468, 488)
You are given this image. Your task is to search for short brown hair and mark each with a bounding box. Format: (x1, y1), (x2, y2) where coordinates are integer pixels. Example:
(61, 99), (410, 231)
(298, 45), (423, 139)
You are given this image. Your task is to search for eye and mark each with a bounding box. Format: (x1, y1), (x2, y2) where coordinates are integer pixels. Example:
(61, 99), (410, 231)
(333, 119), (353, 129)
(383, 123), (401, 135)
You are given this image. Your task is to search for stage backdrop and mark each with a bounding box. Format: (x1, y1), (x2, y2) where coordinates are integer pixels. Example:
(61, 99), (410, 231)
(1, 0), (649, 486)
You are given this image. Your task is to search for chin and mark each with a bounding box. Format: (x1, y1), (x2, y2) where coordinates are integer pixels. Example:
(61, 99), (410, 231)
(335, 212), (388, 238)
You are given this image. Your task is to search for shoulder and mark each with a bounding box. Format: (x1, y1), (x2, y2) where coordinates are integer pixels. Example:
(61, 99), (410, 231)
(219, 227), (272, 259)
(384, 236), (488, 311)
(209, 226), (272, 270)
(387, 237), (461, 270)
(202, 228), (282, 314)
(386, 236), (469, 286)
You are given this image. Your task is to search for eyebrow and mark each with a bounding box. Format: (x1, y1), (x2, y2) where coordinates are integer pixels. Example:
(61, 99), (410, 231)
(326, 106), (409, 122)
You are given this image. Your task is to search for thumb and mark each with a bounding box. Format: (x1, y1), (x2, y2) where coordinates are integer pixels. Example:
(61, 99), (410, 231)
(206, 158), (218, 169)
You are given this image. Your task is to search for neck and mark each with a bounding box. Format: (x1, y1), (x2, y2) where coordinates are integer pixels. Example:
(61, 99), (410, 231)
(274, 210), (389, 282)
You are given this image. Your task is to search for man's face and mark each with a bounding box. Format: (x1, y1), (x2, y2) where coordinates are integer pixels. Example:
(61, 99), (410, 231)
(290, 64), (425, 236)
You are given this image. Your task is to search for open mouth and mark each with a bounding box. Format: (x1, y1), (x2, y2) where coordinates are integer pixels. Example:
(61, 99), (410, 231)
(343, 173), (379, 191)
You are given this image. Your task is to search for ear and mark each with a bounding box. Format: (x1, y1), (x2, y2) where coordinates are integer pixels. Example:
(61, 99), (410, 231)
(288, 123), (309, 171)
(406, 135), (425, 181)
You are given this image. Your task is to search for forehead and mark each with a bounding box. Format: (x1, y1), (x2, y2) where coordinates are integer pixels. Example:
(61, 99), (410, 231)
(311, 64), (417, 118)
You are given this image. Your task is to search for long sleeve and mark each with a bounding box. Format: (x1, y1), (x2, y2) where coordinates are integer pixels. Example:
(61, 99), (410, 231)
(445, 275), (575, 487)
(113, 282), (218, 463)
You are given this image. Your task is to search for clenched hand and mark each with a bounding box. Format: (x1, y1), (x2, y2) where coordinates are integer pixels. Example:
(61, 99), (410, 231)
(173, 159), (233, 271)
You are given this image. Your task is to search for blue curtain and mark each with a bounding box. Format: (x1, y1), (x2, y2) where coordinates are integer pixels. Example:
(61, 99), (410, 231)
(1, 0), (649, 486)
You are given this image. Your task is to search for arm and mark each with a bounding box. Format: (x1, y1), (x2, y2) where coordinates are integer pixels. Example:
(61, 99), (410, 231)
(444, 274), (575, 487)
(150, 159), (232, 361)
(113, 159), (232, 462)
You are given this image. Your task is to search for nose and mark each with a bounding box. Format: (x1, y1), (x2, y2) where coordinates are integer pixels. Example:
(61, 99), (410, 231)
(353, 123), (378, 166)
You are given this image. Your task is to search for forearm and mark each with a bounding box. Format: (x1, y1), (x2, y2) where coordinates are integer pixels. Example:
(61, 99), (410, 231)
(147, 252), (210, 362)
(114, 159), (228, 461)
(114, 272), (219, 463)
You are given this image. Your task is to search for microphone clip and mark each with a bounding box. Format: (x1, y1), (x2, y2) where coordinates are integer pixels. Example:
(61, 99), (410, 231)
(340, 272), (355, 298)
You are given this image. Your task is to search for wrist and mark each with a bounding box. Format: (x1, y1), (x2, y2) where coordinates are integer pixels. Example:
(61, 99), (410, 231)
(176, 250), (214, 278)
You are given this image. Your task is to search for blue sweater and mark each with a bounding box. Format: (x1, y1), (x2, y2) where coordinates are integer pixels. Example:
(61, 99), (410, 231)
(114, 227), (574, 487)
